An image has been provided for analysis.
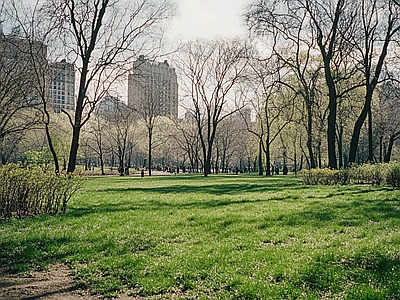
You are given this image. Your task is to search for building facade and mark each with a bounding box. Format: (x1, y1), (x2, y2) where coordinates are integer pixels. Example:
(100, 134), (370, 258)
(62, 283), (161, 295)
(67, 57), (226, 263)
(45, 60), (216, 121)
(128, 55), (178, 118)
(0, 30), (75, 113)
(48, 60), (75, 113)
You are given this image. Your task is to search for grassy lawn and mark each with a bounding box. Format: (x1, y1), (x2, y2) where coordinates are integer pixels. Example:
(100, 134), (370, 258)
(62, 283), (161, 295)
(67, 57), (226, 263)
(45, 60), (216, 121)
(1, 174), (400, 299)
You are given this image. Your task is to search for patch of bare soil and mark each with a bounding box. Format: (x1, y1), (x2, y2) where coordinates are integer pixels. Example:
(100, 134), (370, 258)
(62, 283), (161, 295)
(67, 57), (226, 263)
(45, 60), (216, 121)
(0, 264), (139, 300)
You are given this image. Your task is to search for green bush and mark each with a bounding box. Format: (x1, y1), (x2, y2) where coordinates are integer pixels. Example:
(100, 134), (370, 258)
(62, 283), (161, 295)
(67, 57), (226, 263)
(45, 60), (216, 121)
(301, 168), (340, 185)
(301, 163), (400, 186)
(386, 164), (400, 188)
(0, 164), (84, 220)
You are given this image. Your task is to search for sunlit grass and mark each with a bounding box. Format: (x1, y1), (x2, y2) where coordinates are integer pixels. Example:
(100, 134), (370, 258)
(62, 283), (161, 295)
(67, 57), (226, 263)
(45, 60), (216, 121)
(1, 174), (400, 299)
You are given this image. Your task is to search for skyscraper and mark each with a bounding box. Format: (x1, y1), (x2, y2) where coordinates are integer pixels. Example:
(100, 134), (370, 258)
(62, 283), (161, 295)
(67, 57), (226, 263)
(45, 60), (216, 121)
(128, 55), (178, 118)
(48, 60), (75, 113)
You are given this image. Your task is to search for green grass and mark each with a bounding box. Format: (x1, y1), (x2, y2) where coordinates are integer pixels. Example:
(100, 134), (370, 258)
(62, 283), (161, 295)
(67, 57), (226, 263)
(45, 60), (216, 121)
(1, 174), (400, 299)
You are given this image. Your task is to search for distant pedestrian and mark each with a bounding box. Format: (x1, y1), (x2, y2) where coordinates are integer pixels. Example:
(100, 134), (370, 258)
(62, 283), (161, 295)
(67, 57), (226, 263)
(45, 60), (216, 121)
(283, 165), (288, 175)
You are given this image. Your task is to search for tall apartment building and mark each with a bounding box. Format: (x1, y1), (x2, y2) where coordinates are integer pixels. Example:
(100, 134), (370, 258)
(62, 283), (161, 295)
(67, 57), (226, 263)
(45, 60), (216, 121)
(48, 60), (75, 113)
(128, 55), (178, 118)
(0, 29), (75, 113)
(0, 29), (47, 106)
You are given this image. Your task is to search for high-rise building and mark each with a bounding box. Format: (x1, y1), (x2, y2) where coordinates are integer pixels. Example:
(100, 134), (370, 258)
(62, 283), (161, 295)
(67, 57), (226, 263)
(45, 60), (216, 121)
(0, 29), (47, 106)
(0, 30), (75, 113)
(0, 29), (47, 64)
(128, 55), (178, 118)
(48, 60), (75, 113)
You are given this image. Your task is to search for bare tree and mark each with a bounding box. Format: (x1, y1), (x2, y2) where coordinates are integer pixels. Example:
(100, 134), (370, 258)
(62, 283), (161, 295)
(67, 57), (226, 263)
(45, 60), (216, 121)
(176, 38), (250, 176)
(241, 56), (296, 175)
(42, 0), (174, 173)
(246, 0), (360, 169)
(0, 7), (43, 164)
(172, 117), (202, 173)
(245, 2), (324, 169)
(347, 0), (400, 164)
(86, 113), (110, 175)
(215, 114), (245, 173)
(5, 0), (68, 173)
(375, 81), (400, 162)
(106, 98), (137, 176)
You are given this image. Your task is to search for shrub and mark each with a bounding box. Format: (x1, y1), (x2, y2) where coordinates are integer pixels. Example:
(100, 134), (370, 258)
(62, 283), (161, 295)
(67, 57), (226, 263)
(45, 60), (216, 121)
(0, 164), (84, 220)
(301, 168), (340, 185)
(301, 163), (400, 187)
(386, 164), (400, 188)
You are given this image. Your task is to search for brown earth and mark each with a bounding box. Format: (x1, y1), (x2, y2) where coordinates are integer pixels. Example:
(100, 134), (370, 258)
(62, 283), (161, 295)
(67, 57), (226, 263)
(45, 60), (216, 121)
(0, 264), (139, 300)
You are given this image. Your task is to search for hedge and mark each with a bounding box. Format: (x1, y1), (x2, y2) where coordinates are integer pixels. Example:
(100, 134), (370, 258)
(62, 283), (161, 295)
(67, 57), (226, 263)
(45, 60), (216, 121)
(0, 164), (84, 220)
(301, 163), (400, 187)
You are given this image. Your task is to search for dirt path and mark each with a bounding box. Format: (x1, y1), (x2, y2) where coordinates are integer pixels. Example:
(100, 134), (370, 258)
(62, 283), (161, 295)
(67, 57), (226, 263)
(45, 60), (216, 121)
(0, 264), (138, 300)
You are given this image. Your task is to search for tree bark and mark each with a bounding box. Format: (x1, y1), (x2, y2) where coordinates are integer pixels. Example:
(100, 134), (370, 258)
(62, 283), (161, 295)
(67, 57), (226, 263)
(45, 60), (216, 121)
(148, 127), (152, 176)
(258, 139), (263, 175)
(67, 125), (81, 173)
(384, 135), (395, 163)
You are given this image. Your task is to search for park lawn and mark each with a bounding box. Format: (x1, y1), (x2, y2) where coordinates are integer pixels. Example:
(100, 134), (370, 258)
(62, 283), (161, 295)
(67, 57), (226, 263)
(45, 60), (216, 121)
(1, 174), (400, 299)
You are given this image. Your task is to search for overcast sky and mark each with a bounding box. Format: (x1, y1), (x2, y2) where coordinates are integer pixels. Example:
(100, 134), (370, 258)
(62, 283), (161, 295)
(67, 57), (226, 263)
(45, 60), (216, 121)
(167, 0), (250, 41)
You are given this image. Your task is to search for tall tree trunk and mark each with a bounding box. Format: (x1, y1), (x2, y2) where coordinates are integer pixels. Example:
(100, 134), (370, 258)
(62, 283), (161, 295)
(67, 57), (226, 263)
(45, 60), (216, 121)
(327, 90), (337, 169)
(349, 20), (393, 164)
(318, 140), (322, 169)
(258, 140), (263, 175)
(306, 101), (316, 169)
(348, 89), (372, 164)
(100, 155), (105, 175)
(337, 125), (343, 169)
(265, 141), (271, 176)
(67, 126), (80, 173)
(311, 0), (343, 169)
(45, 124), (60, 174)
(148, 127), (152, 176)
(367, 108), (374, 163)
(384, 135), (395, 163)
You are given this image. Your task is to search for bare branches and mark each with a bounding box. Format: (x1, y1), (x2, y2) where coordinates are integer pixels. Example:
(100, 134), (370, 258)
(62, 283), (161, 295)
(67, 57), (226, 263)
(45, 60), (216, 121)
(37, 0), (175, 173)
(176, 38), (251, 175)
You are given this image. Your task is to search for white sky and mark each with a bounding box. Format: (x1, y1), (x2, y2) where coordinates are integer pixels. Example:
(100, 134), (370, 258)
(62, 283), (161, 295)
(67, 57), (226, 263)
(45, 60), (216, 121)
(167, 0), (250, 41)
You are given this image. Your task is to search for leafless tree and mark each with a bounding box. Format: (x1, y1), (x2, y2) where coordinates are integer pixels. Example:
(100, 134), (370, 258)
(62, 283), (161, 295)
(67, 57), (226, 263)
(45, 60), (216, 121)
(176, 38), (250, 176)
(246, 0), (360, 169)
(5, 0), (68, 172)
(106, 99), (138, 176)
(347, 0), (400, 164)
(0, 6), (43, 164)
(375, 81), (400, 162)
(42, 0), (174, 173)
(172, 117), (202, 173)
(241, 57), (295, 175)
(245, 2), (324, 169)
(215, 114), (245, 173)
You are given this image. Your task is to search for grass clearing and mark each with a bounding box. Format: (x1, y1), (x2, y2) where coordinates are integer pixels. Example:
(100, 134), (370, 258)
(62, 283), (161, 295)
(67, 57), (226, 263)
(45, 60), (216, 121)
(1, 174), (400, 299)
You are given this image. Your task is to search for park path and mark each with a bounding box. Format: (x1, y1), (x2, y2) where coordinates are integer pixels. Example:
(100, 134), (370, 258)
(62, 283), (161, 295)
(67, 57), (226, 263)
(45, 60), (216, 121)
(0, 264), (139, 300)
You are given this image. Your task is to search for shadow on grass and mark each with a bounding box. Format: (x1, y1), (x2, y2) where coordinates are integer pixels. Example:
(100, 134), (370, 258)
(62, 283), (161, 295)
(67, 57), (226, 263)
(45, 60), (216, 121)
(66, 195), (297, 219)
(299, 249), (400, 298)
(99, 182), (308, 196)
(260, 195), (400, 229)
(0, 236), (75, 273)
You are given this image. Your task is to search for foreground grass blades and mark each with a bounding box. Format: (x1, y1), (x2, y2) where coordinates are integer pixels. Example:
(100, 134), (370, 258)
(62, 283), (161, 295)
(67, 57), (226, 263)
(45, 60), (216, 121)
(1, 174), (400, 299)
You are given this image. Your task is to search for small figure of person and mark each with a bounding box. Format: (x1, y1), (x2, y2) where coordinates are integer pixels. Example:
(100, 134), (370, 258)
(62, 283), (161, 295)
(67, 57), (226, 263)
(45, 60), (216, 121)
(275, 166), (279, 175)
(141, 169), (144, 177)
(283, 165), (288, 175)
